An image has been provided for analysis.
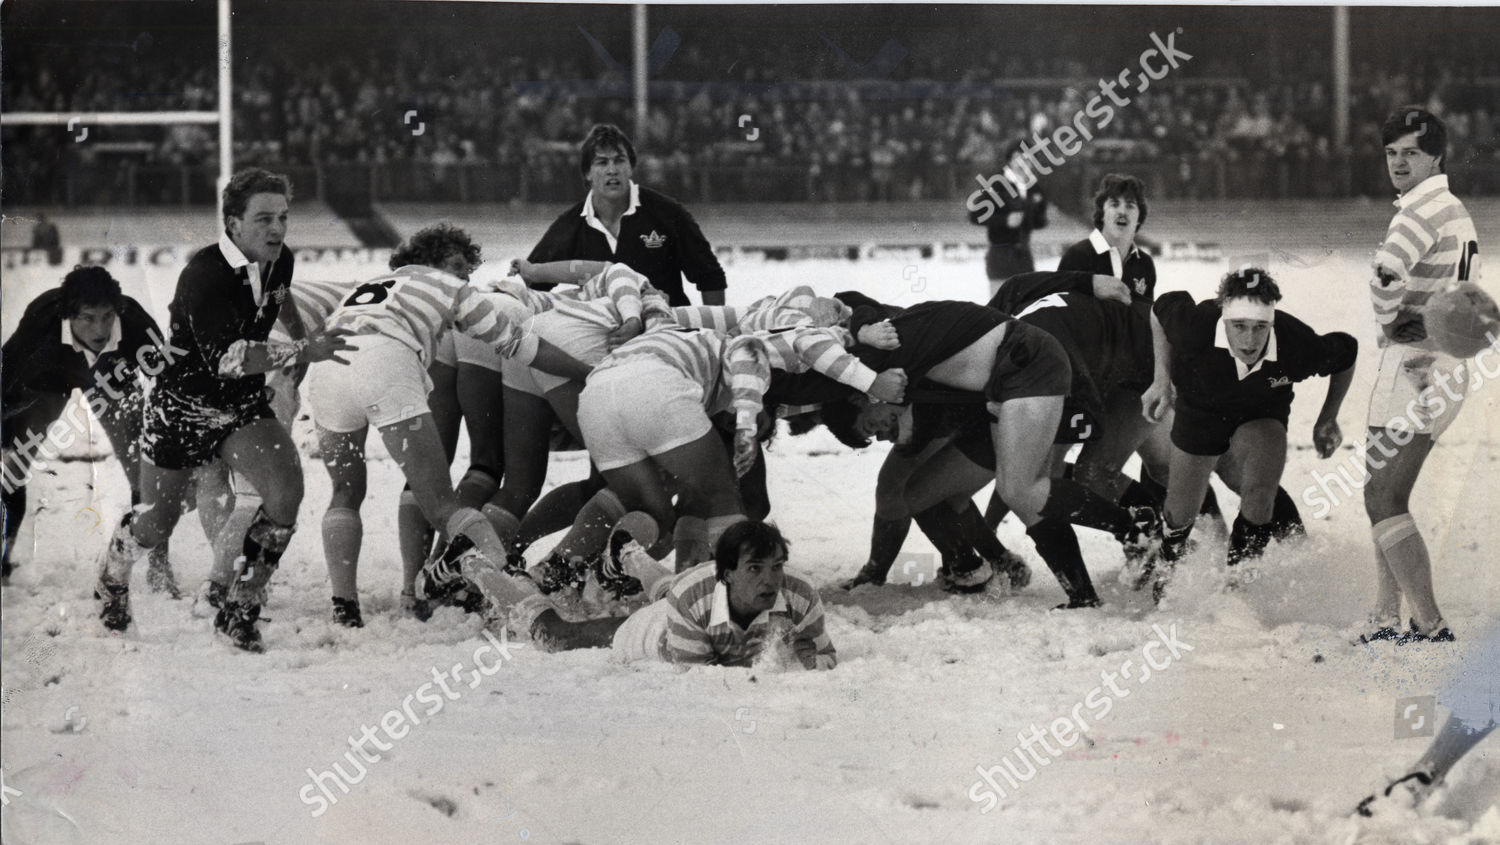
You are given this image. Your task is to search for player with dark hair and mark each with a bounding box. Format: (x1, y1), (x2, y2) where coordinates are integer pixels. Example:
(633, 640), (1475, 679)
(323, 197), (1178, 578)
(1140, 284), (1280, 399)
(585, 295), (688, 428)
(1057, 172), (1155, 302)
(1358, 106), (1480, 644)
(525, 123), (727, 307)
(968, 138), (1049, 299)
(513, 519), (836, 670)
(307, 224), (591, 627)
(1142, 268), (1357, 601)
(92, 168), (355, 651)
(3, 267), (172, 585)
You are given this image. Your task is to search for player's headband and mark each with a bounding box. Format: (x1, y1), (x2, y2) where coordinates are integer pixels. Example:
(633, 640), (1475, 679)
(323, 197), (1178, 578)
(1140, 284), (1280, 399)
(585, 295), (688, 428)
(1221, 298), (1275, 324)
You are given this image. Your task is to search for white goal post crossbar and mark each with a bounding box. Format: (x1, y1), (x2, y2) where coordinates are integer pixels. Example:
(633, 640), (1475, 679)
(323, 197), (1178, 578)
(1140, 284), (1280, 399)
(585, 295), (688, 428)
(3, 0), (233, 213)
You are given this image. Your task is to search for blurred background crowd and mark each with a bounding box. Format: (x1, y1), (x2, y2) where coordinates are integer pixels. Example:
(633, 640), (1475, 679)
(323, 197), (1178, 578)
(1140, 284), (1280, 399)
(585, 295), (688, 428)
(6, 2), (1500, 207)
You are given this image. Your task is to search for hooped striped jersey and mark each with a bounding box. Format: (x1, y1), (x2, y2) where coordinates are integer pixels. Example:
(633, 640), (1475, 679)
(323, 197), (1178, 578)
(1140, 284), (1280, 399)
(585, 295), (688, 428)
(593, 327), (771, 432)
(669, 286), (876, 392)
(324, 265), (540, 365)
(660, 561), (837, 670)
(542, 262), (668, 326)
(1371, 175), (1481, 340)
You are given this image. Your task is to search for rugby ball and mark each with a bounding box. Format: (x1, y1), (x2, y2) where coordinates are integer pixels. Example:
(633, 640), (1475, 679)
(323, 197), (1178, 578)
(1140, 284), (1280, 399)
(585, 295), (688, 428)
(1426, 282), (1500, 358)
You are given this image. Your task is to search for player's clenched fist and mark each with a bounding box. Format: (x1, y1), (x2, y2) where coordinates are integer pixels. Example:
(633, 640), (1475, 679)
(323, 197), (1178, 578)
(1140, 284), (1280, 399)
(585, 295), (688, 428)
(857, 319), (900, 350)
(868, 368), (907, 404)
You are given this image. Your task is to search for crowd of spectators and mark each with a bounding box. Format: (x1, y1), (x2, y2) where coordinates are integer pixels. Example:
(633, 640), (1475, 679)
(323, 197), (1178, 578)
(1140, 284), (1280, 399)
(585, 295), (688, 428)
(6, 23), (1500, 205)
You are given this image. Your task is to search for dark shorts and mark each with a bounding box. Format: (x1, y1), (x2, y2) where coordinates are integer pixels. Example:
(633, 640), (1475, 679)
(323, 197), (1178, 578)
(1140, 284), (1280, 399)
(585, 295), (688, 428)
(141, 386), (275, 471)
(984, 320), (1073, 405)
(1170, 402), (1289, 457)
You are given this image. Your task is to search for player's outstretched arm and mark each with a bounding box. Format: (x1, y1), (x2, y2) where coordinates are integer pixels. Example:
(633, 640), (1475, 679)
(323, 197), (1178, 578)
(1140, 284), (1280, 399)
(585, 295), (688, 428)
(511, 258), (611, 287)
(1314, 358), (1356, 459)
(1141, 308), (1175, 422)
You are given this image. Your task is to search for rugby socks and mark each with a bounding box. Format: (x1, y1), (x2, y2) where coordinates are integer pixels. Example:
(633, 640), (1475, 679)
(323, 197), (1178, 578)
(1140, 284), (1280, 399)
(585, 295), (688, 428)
(456, 467), (500, 510)
(1039, 478), (1135, 538)
(396, 489), (433, 593)
(1025, 518), (1099, 606)
(514, 476), (605, 553)
(1119, 479), (1161, 510)
(229, 506), (296, 604)
(550, 488), (629, 563)
(957, 499), (1013, 564)
(1372, 514), (1444, 635)
(321, 507), (363, 600)
(1270, 486), (1306, 539)
(983, 490), (1011, 532)
(913, 504), (984, 575)
(98, 512), (149, 584)
(446, 507), (509, 570)
(481, 503), (522, 548)
(1160, 520), (1193, 563)
(1227, 514), (1274, 567)
(864, 515), (913, 584)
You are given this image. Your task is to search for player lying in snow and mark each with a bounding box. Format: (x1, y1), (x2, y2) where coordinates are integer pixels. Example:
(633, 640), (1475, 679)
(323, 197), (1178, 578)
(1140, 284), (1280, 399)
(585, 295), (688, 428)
(1140, 266), (1356, 602)
(514, 519), (836, 670)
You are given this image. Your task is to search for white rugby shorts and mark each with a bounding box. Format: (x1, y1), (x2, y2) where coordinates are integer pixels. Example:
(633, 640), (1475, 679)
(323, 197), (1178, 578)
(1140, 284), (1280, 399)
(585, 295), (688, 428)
(577, 360), (711, 471)
(307, 333), (432, 432)
(1366, 343), (1467, 439)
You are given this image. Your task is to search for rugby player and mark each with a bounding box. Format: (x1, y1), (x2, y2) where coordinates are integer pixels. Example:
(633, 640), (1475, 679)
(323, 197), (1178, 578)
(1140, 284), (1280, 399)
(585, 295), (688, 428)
(1358, 107), (1479, 644)
(306, 224), (591, 627)
(93, 168), (355, 651)
(1142, 268), (1356, 601)
(516, 519), (836, 670)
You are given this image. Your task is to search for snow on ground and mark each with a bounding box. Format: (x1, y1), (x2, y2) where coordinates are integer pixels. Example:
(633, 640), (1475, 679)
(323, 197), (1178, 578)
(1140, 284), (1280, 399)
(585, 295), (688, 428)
(3, 247), (1499, 844)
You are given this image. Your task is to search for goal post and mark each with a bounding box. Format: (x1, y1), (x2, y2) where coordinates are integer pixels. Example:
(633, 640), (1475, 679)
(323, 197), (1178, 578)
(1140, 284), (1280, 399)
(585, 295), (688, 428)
(1, 0), (234, 215)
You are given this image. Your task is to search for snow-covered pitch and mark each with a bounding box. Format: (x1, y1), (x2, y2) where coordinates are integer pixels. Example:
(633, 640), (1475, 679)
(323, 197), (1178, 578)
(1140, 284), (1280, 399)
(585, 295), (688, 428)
(3, 244), (1498, 844)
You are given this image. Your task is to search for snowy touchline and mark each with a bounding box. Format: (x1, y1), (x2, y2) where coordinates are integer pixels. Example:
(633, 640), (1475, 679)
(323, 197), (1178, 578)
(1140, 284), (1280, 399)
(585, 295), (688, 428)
(298, 628), (525, 818)
(967, 622), (1194, 813)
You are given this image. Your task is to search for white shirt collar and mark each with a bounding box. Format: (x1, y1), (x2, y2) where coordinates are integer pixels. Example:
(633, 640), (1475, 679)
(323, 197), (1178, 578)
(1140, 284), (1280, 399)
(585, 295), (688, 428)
(581, 182), (641, 253)
(219, 231), (263, 303)
(61, 315), (122, 366)
(1214, 319), (1278, 379)
(1395, 174), (1448, 209)
(1087, 229), (1141, 279)
(707, 578), (788, 631)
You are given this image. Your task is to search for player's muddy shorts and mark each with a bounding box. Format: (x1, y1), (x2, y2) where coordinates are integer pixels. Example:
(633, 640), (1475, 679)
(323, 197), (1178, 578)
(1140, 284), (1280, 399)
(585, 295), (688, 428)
(142, 386), (274, 471)
(1366, 343), (1467, 439)
(500, 310), (610, 397)
(1170, 401), (1288, 457)
(984, 320), (1072, 404)
(611, 597), (673, 663)
(578, 360), (710, 471)
(306, 334), (432, 433)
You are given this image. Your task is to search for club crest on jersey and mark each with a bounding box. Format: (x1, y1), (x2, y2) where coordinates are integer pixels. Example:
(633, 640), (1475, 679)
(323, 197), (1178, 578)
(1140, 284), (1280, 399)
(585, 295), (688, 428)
(1267, 375), (1291, 388)
(1132, 278), (1147, 295)
(641, 231), (667, 249)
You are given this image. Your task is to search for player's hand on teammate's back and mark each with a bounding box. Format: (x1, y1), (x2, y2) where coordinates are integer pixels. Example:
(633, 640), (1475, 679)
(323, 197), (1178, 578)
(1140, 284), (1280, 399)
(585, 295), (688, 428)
(1006, 211), (1025, 229)
(1384, 307), (1428, 344)
(305, 326), (356, 365)
(606, 317), (644, 350)
(1090, 275), (1132, 305)
(509, 258), (535, 282)
(1313, 417), (1343, 459)
(869, 368), (907, 404)
(732, 429), (759, 477)
(857, 319), (900, 350)
(1141, 378), (1174, 423)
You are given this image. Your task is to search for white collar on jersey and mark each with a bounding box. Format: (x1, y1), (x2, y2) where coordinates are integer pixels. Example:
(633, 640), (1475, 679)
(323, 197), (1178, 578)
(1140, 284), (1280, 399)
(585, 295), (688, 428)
(61, 314), (122, 365)
(1395, 174), (1449, 209)
(219, 231), (264, 304)
(581, 182), (642, 253)
(1214, 315), (1279, 380)
(1088, 228), (1140, 258)
(708, 578), (789, 632)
